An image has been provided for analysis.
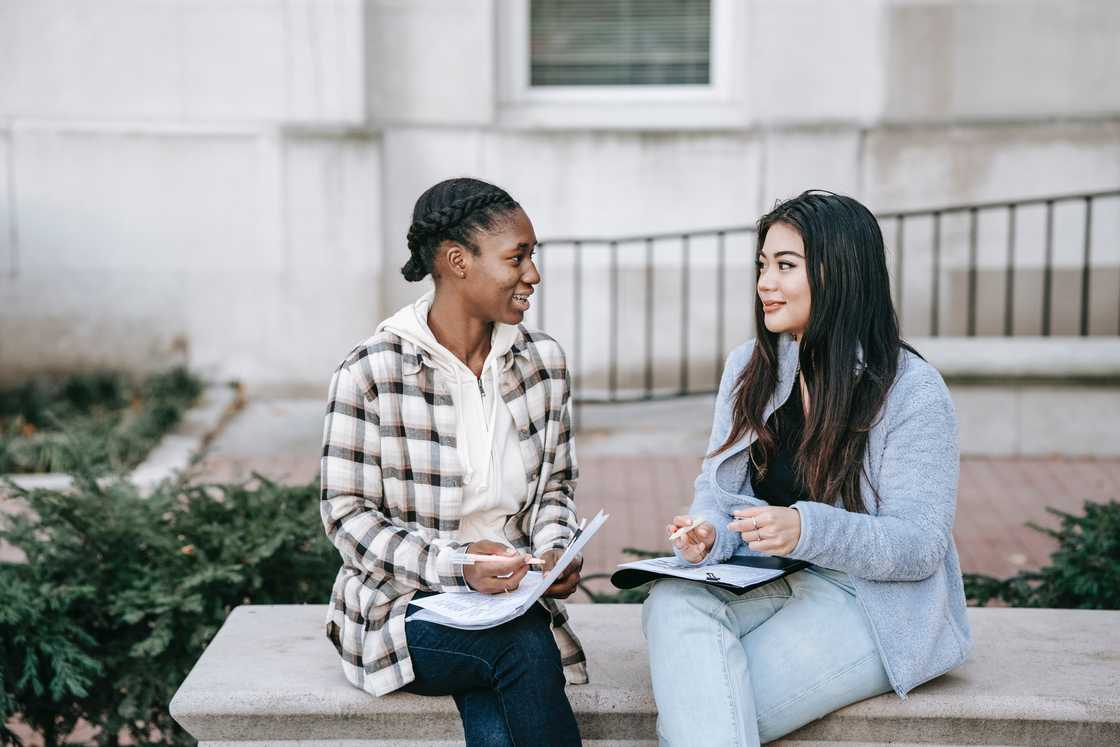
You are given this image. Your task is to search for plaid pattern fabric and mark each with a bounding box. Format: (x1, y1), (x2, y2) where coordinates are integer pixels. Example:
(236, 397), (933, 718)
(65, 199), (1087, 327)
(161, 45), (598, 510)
(320, 324), (586, 696)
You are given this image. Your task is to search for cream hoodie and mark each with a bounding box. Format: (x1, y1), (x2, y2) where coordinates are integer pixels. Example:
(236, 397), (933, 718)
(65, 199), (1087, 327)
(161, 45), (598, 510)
(376, 291), (527, 546)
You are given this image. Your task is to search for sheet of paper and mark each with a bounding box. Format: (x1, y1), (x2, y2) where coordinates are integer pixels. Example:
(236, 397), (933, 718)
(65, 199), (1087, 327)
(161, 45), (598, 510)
(408, 509), (609, 630)
(617, 556), (784, 589)
(408, 571), (548, 629)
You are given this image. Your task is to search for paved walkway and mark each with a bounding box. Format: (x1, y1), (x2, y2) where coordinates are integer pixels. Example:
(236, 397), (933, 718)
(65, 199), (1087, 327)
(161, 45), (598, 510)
(193, 395), (1120, 588)
(578, 453), (1120, 582)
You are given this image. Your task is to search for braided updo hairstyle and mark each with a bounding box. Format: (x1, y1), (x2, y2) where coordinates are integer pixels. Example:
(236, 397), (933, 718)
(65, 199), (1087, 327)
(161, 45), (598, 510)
(401, 178), (521, 282)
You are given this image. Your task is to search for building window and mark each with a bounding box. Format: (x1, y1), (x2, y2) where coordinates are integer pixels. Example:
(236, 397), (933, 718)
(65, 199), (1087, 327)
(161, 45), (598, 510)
(497, 0), (740, 128)
(529, 0), (712, 87)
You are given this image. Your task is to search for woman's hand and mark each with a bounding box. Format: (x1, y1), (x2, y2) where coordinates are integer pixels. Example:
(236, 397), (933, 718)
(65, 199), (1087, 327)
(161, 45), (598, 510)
(728, 506), (801, 556)
(667, 515), (716, 563)
(540, 548), (583, 599)
(462, 540), (531, 594)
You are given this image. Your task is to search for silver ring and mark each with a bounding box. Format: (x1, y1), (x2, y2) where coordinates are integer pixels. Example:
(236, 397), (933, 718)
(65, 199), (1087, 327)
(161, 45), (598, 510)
(751, 517), (758, 530)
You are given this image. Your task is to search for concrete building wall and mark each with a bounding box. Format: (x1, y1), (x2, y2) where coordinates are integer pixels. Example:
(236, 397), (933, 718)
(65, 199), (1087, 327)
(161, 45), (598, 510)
(0, 0), (377, 389)
(0, 0), (365, 124)
(0, 0), (1117, 391)
(365, 0), (495, 125)
(0, 126), (381, 388)
(881, 0), (1120, 122)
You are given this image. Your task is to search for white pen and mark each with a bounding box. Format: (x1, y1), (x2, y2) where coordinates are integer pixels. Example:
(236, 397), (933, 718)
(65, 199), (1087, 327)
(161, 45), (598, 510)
(669, 521), (704, 542)
(449, 553), (546, 566)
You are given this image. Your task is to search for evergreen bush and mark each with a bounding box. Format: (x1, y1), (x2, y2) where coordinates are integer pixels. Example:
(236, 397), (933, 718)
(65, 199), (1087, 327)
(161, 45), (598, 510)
(0, 462), (332, 746)
(0, 368), (202, 476)
(964, 499), (1120, 610)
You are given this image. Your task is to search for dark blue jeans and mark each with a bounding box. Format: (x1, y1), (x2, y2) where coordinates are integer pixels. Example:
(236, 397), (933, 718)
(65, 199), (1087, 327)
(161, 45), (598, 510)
(402, 599), (581, 747)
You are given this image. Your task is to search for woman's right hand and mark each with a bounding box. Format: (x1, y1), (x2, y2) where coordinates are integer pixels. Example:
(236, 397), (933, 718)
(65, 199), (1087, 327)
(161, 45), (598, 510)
(462, 540), (531, 594)
(667, 515), (716, 564)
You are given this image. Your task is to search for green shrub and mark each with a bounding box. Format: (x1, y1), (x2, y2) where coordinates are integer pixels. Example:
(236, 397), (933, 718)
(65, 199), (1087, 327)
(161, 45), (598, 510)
(0, 464), (333, 747)
(0, 368), (203, 476)
(964, 500), (1120, 610)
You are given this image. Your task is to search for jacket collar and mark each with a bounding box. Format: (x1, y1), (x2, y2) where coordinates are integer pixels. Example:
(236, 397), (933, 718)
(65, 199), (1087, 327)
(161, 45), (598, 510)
(775, 333), (867, 385)
(400, 326), (533, 377)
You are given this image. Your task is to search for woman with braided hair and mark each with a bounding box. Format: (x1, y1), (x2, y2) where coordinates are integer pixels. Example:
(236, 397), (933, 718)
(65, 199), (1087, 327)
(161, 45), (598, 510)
(321, 177), (583, 745)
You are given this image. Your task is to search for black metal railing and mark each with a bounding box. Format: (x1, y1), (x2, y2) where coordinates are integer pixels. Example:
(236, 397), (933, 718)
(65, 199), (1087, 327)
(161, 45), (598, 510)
(876, 189), (1120, 339)
(529, 189), (1120, 405)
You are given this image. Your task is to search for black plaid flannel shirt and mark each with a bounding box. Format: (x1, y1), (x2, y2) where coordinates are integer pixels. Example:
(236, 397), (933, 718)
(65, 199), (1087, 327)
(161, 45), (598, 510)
(320, 325), (586, 696)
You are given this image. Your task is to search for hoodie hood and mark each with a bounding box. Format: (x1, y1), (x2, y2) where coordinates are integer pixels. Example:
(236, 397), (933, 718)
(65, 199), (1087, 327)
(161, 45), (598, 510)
(376, 290), (521, 496)
(376, 289), (519, 374)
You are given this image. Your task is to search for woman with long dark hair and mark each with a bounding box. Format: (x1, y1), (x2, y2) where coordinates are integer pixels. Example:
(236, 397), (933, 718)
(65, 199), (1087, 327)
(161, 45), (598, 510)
(643, 191), (971, 745)
(321, 177), (583, 746)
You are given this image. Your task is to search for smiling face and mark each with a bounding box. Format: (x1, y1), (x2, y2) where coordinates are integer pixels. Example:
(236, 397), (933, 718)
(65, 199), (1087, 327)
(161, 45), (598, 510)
(757, 221), (811, 338)
(457, 208), (541, 325)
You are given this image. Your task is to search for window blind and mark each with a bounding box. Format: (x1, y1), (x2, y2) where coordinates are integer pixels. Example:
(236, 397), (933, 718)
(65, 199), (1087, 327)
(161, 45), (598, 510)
(530, 0), (712, 86)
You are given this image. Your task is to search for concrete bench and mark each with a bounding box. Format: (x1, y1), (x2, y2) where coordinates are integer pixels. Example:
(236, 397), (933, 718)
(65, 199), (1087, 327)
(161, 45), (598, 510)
(170, 604), (1120, 746)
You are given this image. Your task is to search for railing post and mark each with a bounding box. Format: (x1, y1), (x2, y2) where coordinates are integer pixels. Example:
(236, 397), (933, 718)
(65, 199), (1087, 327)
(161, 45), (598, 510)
(1080, 198), (1093, 337)
(967, 207), (979, 337)
(609, 240), (619, 399)
(931, 212), (942, 337)
(573, 241), (582, 425)
(536, 241), (546, 331)
(679, 234), (690, 396)
(1004, 205), (1016, 337)
(715, 231), (726, 387)
(895, 217), (905, 331)
(644, 238), (654, 398)
(1042, 200), (1055, 337)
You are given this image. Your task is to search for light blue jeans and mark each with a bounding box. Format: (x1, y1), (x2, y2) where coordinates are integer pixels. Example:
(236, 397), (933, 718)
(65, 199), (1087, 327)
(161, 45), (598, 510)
(642, 567), (893, 746)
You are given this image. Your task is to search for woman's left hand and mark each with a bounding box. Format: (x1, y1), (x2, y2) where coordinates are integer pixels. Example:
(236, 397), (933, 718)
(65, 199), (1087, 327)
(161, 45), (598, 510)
(539, 549), (583, 599)
(728, 506), (802, 556)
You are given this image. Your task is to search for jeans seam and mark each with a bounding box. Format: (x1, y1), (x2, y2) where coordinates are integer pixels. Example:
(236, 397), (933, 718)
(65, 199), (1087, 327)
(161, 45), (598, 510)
(716, 609), (741, 746)
(409, 644), (520, 746)
(491, 642), (523, 747)
(495, 687), (518, 747)
(727, 593), (786, 607)
(756, 650), (880, 722)
(724, 589), (789, 744)
(407, 644), (496, 676)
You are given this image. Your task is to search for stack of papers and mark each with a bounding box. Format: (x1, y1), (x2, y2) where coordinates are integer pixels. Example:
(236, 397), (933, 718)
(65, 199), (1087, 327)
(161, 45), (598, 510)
(408, 509), (609, 630)
(616, 556), (784, 589)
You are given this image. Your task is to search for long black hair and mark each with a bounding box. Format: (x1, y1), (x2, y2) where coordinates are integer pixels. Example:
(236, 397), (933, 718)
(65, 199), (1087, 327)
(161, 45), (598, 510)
(715, 190), (916, 513)
(401, 177), (521, 281)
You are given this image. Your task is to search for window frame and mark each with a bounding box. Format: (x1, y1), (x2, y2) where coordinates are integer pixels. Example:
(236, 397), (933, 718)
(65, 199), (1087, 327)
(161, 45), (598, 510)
(497, 0), (745, 129)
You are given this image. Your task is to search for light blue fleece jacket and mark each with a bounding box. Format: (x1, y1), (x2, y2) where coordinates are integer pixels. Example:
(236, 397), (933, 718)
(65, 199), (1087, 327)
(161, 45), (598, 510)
(679, 334), (972, 697)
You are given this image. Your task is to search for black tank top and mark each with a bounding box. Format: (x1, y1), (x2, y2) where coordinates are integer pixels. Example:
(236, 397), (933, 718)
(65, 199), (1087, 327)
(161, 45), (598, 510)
(749, 380), (810, 507)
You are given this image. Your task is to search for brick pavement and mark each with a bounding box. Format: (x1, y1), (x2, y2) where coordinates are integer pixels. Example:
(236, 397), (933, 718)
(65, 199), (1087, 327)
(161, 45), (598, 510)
(180, 395), (1120, 593)
(189, 445), (1120, 586)
(579, 454), (1120, 583)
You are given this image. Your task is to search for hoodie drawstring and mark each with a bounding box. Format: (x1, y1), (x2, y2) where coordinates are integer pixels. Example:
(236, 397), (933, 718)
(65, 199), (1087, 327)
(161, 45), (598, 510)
(454, 358), (504, 494)
(451, 367), (476, 487)
(480, 363), (503, 505)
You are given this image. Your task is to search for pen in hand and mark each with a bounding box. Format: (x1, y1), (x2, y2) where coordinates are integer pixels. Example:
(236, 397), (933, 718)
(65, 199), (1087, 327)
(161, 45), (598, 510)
(569, 516), (588, 544)
(450, 552), (546, 566)
(668, 515), (716, 563)
(669, 521), (703, 542)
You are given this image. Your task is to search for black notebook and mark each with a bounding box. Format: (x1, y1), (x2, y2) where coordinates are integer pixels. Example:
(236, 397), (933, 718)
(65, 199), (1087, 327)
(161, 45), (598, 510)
(610, 555), (809, 595)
